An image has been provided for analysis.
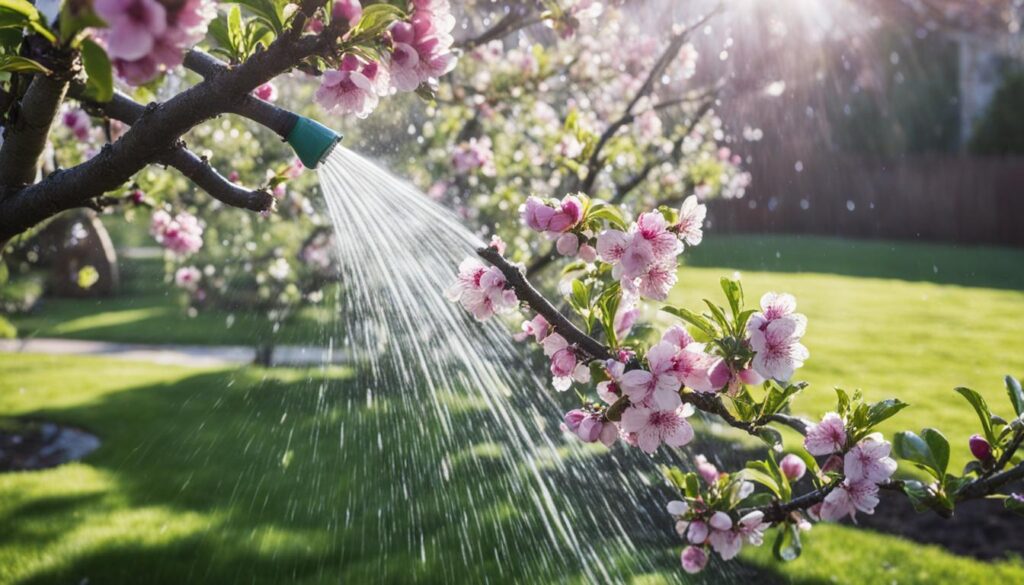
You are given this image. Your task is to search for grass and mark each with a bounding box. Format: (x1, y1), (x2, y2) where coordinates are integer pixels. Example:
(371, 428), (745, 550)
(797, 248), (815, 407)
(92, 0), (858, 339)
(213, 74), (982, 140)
(7, 257), (332, 346)
(3, 355), (1024, 585)
(2, 235), (1024, 583)
(673, 235), (1024, 471)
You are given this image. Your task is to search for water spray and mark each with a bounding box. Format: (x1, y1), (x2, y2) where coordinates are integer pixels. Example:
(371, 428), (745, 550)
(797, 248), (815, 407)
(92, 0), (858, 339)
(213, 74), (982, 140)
(279, 113), (343, 169)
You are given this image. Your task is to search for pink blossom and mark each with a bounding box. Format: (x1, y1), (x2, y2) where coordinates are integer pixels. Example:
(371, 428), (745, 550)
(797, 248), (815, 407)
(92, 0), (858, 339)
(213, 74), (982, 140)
(662, 325), (695, 350)
(520, 194), (583, 235)
(597, 212), (682, 299)
(694, 454), (720, 484)
(563, 409), (617, 446)
(666, 500), (689, 516)
(515, 313), (550, 343)
(488, 234), (506, 255)
(451, 137), (496, 176)
(619, 404), (695, 454)
(174, 266), (201, 291)
(547, 195), (584, 233)
(804, 412), (847, 456)
(844, 437), (897, 484)
(613, 303), (640, 340)
(749, 316), (808, 381)
(708, 526), (742, 560)
(820, 479), (880, 521)
(578, 244), (598, 263)
(254, 82), (278, 102)
(333, 0), (363, 25)
(780, 453), (807, 481)
(150, 210), (203, 256)
(747, 292), (801, 332)
(737, 511), (769, 546)
(738, 367), (765, 385)
(315, 55), (387, 118)
(387, 1), (457, 92)
(95, 0), (168, 61)
(97, 0), (214, 85)
(557, 134), (585, 159)
(675, 195), (706, 247)
(680, 546), (708, 574)
(541, 333), (590, 391)
(596, 360), (625, 404)
(446, 258), (517, 321)
(687, 520), (709, 544)
(556, 233), (579, 256)
(62, 110), (91, 141)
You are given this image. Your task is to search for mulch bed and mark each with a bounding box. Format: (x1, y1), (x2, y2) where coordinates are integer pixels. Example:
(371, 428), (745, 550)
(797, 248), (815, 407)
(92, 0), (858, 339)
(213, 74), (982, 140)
(0, 418), (100, 472)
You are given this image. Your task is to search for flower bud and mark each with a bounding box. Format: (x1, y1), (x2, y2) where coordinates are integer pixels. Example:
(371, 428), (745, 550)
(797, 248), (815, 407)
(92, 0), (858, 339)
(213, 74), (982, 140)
(780, 453), (807, 481)
(709, 511), (732, 531)
(969, 434), (993, 462)
(578, 244), (598, 263)
(687, 520), (708, 544)
(666, 500), (689, 516)
(680, 546), (708, 574)
(556, 233), (579, 256)
(563, 409), (586, 432)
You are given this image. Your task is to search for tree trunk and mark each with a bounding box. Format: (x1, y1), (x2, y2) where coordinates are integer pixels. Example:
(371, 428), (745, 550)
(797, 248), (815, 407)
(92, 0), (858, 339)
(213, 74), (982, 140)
(0, 75), (69, 187)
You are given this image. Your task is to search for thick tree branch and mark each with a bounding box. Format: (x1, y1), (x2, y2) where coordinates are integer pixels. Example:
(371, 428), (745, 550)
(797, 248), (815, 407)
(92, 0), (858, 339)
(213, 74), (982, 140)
(71, 86), (273, 212)
(0, 19), (347, 242)
(0, 74), (70, 187)
(455, 5), (543, 50)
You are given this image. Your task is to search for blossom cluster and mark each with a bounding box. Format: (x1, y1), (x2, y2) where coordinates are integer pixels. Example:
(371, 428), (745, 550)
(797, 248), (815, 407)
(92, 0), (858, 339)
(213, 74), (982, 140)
(150, 209), (204, 257)
(315, 0), (457, 118)
(596, 196), (705, 301)
(445, 258), (518, 321)
(668, 455), (782, 573)
(94, 0), (214, 85)
(804, 415), (897, 521)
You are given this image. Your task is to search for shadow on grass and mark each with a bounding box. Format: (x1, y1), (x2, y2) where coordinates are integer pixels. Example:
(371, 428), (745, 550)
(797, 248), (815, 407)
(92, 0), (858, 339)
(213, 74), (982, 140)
(686, 235), (1024, 291)
(0, 366), (831, 585)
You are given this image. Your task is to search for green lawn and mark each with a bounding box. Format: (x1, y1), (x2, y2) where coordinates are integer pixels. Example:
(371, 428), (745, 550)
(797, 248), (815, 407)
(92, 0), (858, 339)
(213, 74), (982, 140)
(7, 257), (333, 346)
(2, 235), (1024, 584)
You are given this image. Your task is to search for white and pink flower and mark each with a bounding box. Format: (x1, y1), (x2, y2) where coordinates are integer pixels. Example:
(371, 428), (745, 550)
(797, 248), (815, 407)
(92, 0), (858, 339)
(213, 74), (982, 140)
(675, 195), (707, 247)
(452, 136), (496, 176)
(150, 210), (203, 257)
(820, 479), (880, 522)
(315, 55), (389, 118)
(804, 412), (847, 456)
(619, 404), (695, 454)
(446, 258), (518, 321)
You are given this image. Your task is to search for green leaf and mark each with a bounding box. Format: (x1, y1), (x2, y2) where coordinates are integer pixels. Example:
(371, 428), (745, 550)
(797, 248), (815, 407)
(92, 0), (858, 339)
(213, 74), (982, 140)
(0, 260), (8, 286)
(772, 522), (802, 562)
(955, 387), (996, 444)
(703, 300), (730, 331)
(742, 465), (781, 498)
(59, 2), (105, 45)
(864, 398), (909, 429)
(661, 305), (717, 338)
(757, 426), (784, 452)
(893, 430), (942, 480)
(835, 388), (851, 417)
(921, 428), (950, 478)
(351, 3), (406, 38)
(0, 0), (54, 44)
(80, 39), (113, 102)
(232, 0), (285, 34)
(720, 276), (744, 320)
(228, 6), (244, 55)
(0, 54), (48, 74)
(586, 204), (628, 230)
(901, 479), (935, 513)
(1006, 375), (1024, 418)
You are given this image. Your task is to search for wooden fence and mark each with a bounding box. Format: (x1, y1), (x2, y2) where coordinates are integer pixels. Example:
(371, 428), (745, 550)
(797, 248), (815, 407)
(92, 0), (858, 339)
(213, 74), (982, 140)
(708, 155), (1024, 247)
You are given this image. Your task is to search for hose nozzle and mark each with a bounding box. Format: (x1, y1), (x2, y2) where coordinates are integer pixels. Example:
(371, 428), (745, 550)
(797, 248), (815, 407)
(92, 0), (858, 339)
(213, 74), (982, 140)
(285, 115), (343, 169)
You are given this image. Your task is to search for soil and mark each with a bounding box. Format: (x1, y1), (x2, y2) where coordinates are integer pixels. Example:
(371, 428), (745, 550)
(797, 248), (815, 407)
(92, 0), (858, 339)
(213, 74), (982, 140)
(0, 418), (101, 472)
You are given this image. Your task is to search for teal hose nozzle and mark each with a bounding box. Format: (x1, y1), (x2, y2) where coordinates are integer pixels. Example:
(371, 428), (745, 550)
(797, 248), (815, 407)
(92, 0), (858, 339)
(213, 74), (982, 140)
(285, 115), (343, 169)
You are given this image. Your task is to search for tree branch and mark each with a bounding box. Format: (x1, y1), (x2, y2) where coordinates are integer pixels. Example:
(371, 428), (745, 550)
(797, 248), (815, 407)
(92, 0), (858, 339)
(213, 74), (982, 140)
(0, 74), (70, 187)
(477, 245), (613, 361)
(0, 20), (346, 242)
(455, 5), (543, 50)
(72, 86), (273, 212)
